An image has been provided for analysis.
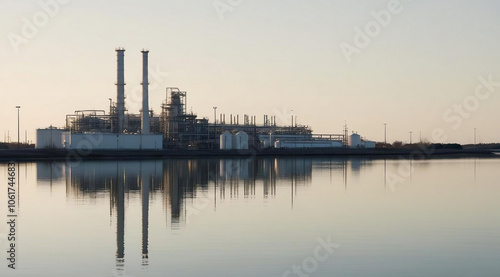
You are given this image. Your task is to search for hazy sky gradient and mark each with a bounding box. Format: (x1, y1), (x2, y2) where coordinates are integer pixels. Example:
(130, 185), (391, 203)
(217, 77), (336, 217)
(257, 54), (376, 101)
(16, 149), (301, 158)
(1, 0), (499, 144)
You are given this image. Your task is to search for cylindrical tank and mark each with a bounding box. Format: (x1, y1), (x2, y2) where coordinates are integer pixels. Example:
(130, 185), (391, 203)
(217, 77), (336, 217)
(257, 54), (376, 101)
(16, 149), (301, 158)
(349, 133), (362, 148)
(234, 131), (249, 150)
(220, 131), (233, 150)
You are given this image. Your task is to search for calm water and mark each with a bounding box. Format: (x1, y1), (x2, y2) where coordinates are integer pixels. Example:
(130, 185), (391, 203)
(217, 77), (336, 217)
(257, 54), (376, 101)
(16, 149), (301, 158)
(0, 157), (499, 277)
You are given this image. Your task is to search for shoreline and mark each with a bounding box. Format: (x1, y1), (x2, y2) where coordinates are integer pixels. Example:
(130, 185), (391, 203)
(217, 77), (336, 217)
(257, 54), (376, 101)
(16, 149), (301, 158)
(0, 148), (498, 162)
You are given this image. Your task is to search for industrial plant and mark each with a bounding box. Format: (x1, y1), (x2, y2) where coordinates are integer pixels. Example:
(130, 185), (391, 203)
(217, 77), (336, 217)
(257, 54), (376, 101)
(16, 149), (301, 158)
(36, 49), (375, 151)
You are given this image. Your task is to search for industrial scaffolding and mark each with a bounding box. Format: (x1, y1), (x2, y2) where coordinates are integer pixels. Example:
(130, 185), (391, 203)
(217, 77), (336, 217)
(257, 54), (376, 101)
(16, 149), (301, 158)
(64, 86), (343, 149)
(160, 88), (209, 149)
(65, 108), (161, 134)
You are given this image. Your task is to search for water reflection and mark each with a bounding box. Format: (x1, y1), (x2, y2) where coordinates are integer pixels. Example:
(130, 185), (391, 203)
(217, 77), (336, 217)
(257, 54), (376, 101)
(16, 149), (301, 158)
(37, 162), (65, 181)
(36, 158), (382, 224)
(474, 158), (477, 181)
(141, 162), (150, 266)
(34, 158), (380, 268)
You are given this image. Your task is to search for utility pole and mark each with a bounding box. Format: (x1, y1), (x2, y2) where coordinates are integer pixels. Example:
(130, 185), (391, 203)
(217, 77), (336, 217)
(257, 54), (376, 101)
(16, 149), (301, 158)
(16, 106), (21, 149)
(384, 123), (387, 146)
(409, 131), (413, 145)
(474, 128), (477, 149)
(213, 107), (217, 147)
(109, 98), (113, 133)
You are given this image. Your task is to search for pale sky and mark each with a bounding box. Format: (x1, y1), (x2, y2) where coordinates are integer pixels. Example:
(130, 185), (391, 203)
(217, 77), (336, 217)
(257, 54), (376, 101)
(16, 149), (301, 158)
(1, 0), (499, 144)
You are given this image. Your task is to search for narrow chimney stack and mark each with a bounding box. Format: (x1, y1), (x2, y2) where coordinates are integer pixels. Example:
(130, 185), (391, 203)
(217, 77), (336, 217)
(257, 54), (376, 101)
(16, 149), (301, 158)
(116, 48), (126, 133)
(141, 50), (150, 135)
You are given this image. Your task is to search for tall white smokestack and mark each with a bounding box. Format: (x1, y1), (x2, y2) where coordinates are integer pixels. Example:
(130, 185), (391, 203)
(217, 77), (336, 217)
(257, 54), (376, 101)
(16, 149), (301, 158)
(141, 50), (150, 135)
(116, 48), (126, 133)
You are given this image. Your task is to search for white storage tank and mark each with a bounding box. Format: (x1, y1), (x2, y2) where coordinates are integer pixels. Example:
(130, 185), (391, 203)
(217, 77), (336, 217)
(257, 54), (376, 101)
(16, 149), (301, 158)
(234, 131), (249, 150)
(36, 128), (64, 149)
(349, 133), (362, 148)
(220, 131), (233, 150)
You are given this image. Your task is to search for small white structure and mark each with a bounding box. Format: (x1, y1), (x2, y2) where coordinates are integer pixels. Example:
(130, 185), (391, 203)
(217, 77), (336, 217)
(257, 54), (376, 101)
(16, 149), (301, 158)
(220, 131), (233, 150)
(349, 133), (362, 148)
(36, 128), (64, 149)
(274, 140), (342, 149)
(363, 141), (376, 149)
(348, 132), (376, 149)
(234, 131), (249, 150)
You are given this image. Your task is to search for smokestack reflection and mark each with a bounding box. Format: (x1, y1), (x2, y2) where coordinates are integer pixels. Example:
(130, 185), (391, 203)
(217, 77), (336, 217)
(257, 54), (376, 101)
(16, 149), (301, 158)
(115, 162), (125, 273)
(141, 161), (153, 266)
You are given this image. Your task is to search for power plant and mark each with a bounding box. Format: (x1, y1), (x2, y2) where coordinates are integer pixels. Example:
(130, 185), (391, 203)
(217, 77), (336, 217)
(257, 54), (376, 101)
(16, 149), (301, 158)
(36, 49), (375, 150)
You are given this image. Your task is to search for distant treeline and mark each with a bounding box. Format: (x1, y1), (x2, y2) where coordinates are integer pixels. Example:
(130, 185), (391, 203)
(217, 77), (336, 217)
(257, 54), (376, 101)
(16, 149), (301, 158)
(462, 143), (500, 150)
(427, 143), (462, 150)
(377, 142), (500, 150)
(0, 143), (35, 149)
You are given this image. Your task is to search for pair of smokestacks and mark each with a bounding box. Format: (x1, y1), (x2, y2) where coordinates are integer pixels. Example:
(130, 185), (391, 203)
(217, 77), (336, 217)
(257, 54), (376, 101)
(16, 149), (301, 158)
(115, 49), (150, 134)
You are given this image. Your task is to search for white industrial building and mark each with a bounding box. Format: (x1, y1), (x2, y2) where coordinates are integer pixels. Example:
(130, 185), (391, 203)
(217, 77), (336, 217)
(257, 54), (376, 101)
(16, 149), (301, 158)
(36, 127), (64, 149)
(37, 130), (162, 150)
(63, 133), (162, 150)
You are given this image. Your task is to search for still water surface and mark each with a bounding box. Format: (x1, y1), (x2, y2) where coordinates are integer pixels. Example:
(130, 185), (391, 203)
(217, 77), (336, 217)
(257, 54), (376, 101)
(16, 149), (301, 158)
(0, 157), (499, 277)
